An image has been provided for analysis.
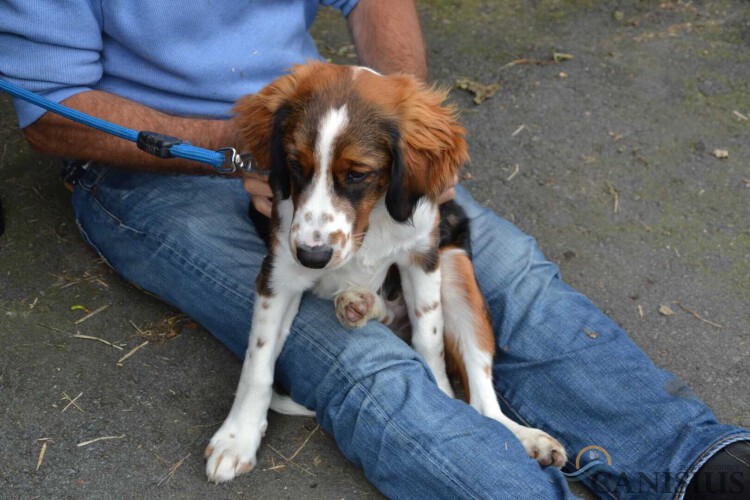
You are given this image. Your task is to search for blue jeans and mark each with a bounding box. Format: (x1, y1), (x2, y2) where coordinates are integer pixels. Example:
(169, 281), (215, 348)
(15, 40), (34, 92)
(72, 167), (748, 499)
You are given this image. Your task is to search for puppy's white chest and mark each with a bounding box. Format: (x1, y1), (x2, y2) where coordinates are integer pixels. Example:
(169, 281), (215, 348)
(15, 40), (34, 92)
(312, 201), (437, 298)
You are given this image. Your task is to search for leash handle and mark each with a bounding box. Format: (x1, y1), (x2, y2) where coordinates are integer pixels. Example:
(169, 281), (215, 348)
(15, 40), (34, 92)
(0, 78), (260, 174)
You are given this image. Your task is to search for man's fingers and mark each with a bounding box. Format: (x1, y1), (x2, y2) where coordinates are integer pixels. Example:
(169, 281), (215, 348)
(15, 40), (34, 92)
(252, 196), (273, 218)
(438, 173), (459, 204)
(242, 174), (272, 199)
(438, 186), (456, 204)
(242, 171), (273, 217)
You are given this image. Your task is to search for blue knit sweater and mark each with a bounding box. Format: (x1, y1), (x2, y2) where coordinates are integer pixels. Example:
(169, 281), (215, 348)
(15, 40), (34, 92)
(0, 0), (359, 128)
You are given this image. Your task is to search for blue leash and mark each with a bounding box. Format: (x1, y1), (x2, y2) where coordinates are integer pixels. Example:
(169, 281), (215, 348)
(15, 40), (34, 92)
(0, 78), (256, 174)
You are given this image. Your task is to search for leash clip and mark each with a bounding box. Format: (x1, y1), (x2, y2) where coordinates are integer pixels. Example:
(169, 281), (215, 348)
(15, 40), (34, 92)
(216, 147), (267, 176)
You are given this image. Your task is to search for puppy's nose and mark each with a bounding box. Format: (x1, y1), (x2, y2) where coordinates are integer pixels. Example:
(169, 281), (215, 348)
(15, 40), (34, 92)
(296, 244), (333, 269)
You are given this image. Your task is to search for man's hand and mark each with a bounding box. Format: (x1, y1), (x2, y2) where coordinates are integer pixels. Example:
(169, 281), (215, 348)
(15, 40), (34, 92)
(244, 172), (273, 217)
(438, 174), (459, 205)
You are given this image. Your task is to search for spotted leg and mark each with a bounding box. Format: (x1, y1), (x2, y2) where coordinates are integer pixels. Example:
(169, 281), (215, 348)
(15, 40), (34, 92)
(399, 259), (454, 398)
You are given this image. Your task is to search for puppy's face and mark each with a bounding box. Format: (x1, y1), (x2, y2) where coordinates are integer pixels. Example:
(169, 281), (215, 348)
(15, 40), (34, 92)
(234, 62), (468, 270)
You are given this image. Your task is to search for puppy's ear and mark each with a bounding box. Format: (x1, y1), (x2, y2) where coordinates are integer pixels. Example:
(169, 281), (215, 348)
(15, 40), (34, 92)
(233, 71), (299, 169)
(400, 84), (469, 200)
(233, 67), (306, 199)
(268, 105), (292, 199)
(386, 78), (469, 221)
(386, 126), (419, 222)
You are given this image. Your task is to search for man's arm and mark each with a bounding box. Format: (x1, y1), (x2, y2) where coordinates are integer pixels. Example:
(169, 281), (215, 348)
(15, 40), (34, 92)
(23, 90), (237, 175)
(347, 0), (428, 81)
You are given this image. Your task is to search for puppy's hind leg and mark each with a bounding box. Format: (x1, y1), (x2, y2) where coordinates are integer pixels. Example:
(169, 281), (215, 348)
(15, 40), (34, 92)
(440, 247), (568, 468)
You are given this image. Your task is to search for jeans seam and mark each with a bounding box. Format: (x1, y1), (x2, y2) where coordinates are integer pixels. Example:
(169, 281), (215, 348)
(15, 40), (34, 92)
(673, 432), (750, 500)
(81, 188), (253, 306)
(296, 328), (484, 500)
(493, 389), (618, 499)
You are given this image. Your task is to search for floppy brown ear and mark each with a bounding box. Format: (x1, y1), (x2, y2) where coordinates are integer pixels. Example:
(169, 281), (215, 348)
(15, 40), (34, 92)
(385, 77), (469, 220)
(232, 69), (303, 171)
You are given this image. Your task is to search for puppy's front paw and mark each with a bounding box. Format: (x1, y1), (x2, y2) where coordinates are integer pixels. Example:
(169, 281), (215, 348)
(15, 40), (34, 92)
(515, 427), (567, 468)
(205, 420), (266, 483)
(335, 289), (380, 328)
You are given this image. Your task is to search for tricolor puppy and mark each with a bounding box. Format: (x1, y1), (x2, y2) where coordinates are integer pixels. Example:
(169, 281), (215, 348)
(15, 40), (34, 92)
(205, 62), (566, 482)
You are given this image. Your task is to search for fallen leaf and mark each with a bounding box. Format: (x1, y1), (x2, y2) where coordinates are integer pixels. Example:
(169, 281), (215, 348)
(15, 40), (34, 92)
(553, 52), (575, 62)
(658, 305), (676, 316)
(584, 328), (599, 339)
(712, 149), (729, 159)
(455, 78), (501, 105)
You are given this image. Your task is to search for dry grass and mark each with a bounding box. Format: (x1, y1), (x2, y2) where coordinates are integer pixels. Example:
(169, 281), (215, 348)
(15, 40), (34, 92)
(129, 314), (197, 343)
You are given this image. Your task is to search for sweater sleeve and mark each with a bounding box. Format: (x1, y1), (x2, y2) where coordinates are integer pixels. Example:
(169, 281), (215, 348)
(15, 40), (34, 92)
(0, 1), (103, 128)
(319, 0), (360, 17)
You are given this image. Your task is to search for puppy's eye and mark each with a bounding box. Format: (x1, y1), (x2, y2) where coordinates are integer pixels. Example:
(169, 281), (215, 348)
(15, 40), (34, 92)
(346, 170), (371, 184)
(288, 159), (302, 172)
(288, 159), (305, 179)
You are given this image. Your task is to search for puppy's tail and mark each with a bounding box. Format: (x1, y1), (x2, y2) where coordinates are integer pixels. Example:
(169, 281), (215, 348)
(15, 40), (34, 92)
(270, 391), (316, 417)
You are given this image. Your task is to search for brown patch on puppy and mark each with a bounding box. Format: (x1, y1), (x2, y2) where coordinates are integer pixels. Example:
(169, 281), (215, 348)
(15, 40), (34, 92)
(351, 68), (469, 203)
(256, 338), (266, 348)
(442, 247), (495, 356)
(236, 462), (254, 474)
(410, 248), (439, 274)
(420, 301), (440, 316)
(328, 230), (346, 248)
(413, 302), (439, 319)
(444, 333), (470, 402)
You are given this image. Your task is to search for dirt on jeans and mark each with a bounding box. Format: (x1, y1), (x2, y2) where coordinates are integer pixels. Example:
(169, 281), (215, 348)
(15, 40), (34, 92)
(1, 1), (748, 498)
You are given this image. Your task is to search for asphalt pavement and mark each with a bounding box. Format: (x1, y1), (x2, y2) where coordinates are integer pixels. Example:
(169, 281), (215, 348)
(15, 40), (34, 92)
(1, 1), (748, 498)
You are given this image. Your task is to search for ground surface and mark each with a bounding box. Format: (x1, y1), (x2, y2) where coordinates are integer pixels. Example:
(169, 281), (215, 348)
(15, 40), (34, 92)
(1, 1), (748, 498)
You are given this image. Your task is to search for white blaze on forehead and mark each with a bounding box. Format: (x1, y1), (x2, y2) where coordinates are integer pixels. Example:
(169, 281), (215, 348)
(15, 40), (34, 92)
(292, 105), (351, 252)
(316, 105), (349, 173)
(306, 105), (348, 215)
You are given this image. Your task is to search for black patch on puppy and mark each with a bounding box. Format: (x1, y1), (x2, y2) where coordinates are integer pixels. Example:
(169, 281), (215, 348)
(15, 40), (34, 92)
(248, 203), (271, 246)
(255, 254), (275, 296)
(438, 200), (472, 257)
(385, 127), (419, 223)
(270, 105), (292, 200)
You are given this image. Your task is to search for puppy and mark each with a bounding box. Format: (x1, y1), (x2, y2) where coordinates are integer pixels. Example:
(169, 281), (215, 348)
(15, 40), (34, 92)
(205, 62), (566, 482)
